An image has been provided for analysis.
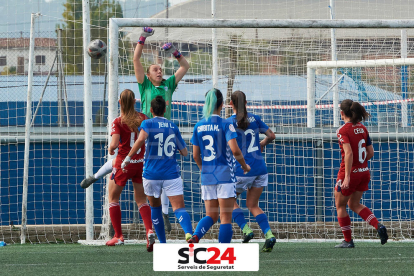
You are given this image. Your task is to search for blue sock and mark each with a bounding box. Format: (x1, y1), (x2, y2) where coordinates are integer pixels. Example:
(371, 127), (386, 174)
(151, 206), (166, 243)
(255, 213), (271, 235)
(232, 208), (247, 230)
(174, 208), (193, 235)
(218, 223), (233, 243)
(193, 216), (214, 239)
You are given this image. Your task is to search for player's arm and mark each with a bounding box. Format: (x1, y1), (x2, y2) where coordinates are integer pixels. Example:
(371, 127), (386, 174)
(260, 128), (276, 152)
(109, 134), (120, 155)
(179, 148), (188, 156)
(228, 138), (251, 174)
(342, 143), (353, 189)
(366, 145), (374, 161)
(162, 43), (190, 84)
(192, 145), (202, 170)
(133, 27), (154, 84)
(121, 129), (148, 170)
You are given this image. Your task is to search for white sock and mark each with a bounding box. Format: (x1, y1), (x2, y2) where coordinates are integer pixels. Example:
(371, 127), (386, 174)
(161, 189), (170, 215)
(94, 160), (113, 179)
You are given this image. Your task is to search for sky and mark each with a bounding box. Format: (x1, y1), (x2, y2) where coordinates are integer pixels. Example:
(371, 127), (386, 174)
(0, 0), (189, 35)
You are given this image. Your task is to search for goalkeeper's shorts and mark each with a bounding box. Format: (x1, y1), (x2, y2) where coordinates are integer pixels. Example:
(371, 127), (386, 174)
(142, 177), (183, 198)
(111, 163), (143, 187)
(235, 174), (268, 194)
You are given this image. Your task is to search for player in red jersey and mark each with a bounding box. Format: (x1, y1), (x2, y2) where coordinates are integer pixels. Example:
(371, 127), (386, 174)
(334, 99), (388, 248)
(106, 89), (155, 251)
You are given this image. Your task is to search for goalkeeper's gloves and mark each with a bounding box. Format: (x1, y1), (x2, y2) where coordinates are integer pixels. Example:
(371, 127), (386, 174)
(162, 43), (182, 59)
(121, 156), (131, 170)
(138, 27), (154, 45)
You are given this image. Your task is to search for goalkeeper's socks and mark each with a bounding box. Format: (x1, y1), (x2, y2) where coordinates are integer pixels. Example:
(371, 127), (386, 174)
(232, 208), (247, 230)
(218, 224), (233, 243)
(150, 206), (166, 243)
(358, 207), (379, 230)
(139, 203), (153, 234)
(174, 208), (193, 235)
(161, 191), (169, 215)
(255, 213), (271, 235)
(109, 202), (122, 238)
(193, 216), (215, 240)
(94, 160), (112, 179)
(338, 215), (352, 242)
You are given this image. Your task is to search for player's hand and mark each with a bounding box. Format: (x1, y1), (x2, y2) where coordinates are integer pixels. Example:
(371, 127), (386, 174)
(109, 149), (115, 155)
(121, 156), (131, 172)
(162, 42), (176, 55)
(342, 178), (350, 189)
(242, 164), (251, 175)
(140, 27), (154, 37)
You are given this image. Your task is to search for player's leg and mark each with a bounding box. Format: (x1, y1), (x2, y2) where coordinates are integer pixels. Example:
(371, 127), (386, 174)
(218, 196), (235, 243)
(106, 177), (125, 246)
(80, 159), (114, 189)
(133, 179), (155, 251)
(188, 197), (219, 243)
(147, 195), (166, 243)
(161, 189), (172, 233)
(168, 195), (193, 241)
(334, 185), (354, 248)
(348, 191), (388, 245)
(232, 176), (254, 242)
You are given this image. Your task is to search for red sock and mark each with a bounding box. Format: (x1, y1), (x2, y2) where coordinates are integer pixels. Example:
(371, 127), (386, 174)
(338, 216), (352, 242)
(109, 202), (122, 238)
(358, 207), (379, 230)
(139, 203), (153, 233)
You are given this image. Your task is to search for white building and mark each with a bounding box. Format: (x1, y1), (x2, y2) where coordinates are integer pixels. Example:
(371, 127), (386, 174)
(0, 37), (56, 75)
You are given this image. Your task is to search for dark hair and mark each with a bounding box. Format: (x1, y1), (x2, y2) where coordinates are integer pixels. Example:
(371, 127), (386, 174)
(340, 99), (370, 124)
(203, 88), (223, 118)
(231, 90), (249, 130)
(119, 89), (144, 131)
(151, 96), (166, 116)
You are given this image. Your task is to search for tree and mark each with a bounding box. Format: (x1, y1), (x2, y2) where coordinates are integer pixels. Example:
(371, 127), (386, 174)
(59, 0), (124, 75)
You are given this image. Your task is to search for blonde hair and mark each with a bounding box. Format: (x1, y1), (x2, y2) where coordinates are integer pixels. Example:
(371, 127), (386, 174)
(119, 89), (143, 131)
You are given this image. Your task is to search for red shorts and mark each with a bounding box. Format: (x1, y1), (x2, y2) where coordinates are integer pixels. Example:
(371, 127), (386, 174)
(111, 163), (143, 187)
(336, 171), (370, 197)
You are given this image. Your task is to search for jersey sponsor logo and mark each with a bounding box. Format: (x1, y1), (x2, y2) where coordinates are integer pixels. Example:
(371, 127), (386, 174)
(354, 128), (365, 134)
(229, 124), (236, 132)
(130, 158), (144, 164)
(198, 124), (219, 132)
(353, 167), (369, 173)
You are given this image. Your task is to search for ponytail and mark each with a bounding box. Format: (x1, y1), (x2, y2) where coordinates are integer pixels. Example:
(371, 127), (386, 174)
(340, 99), (370, 124)
(203, 88), (223, 119)
(231, 90), (249, 130)
(119, 89), (143, 131)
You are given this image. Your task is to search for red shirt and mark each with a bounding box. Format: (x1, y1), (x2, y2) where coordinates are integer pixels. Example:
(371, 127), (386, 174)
(336, 122), (371, 178)
(111, 113), (146, 169)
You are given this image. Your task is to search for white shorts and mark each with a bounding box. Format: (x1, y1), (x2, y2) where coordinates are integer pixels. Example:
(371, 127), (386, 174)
(235, 174), (268, 194)
(143, 177), (183, 198)
(201, 183), (236, 200)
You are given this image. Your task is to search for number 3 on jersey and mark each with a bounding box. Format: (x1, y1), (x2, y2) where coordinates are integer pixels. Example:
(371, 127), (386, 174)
(202, 135), (216, 161)
(358, 139), (366, 163)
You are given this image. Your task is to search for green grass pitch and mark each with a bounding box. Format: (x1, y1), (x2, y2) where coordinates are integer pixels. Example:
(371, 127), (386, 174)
(1, 242), (413, 275)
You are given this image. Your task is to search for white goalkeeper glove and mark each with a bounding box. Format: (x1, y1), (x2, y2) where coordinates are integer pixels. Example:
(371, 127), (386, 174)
(138, 27), (154, 45)
(121, 156), (131, 171)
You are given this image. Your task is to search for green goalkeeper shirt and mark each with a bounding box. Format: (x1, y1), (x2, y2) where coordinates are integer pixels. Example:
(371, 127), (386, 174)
(138, 75), (177, 120)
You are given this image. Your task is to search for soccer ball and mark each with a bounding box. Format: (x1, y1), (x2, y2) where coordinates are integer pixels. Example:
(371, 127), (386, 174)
(87, 39), (107, 59)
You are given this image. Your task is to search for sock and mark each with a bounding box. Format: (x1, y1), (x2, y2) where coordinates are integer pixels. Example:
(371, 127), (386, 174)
(94, 160), (112, 179)
(218, 224), (233, 243)
(150, 206), (166, 243)
(174, 208), (193, 235)
(138, 203), (153, 234)
(338, 215), (352, 242)
(255, 213), (271, 236)
(109, 202), (122, 238)
(232, 208), (247, 230)
(193, 216), (214, 240)
(358, 207), (379, 230)
(161, 190), (170, 215)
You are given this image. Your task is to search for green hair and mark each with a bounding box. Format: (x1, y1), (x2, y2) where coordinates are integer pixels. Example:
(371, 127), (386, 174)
(203, 89), (218, 119)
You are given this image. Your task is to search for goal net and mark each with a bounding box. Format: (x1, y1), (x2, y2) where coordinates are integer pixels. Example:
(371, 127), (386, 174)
(1, 18), (413, 244)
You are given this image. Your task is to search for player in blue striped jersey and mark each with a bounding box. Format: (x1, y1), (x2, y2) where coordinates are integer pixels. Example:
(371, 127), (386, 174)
(188, 89), (251, 244)
(229, 91), (276, 252)
(122, 96), (193, 243)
